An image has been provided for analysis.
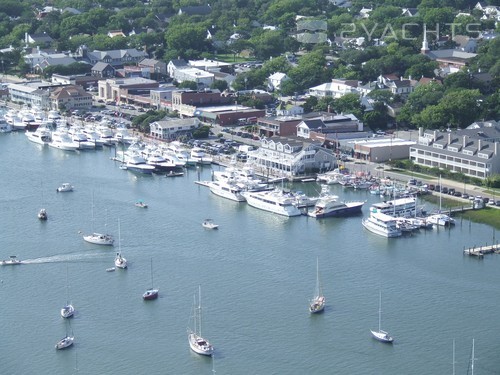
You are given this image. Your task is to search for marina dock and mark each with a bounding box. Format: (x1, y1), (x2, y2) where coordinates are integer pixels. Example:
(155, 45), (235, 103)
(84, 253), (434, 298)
(463, 243), (500, 258)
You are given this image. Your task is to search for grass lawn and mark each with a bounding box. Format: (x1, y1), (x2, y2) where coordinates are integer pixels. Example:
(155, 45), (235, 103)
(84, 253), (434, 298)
(213, 54), (254, 63)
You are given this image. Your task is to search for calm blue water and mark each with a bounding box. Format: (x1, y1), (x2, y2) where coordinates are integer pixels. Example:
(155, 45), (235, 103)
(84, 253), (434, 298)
(1, 131), (500, 375)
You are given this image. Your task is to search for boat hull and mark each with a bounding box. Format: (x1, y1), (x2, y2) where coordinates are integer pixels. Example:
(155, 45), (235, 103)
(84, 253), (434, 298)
(55, 336), (74, 350)
(370, 330), (394, 343)
(311, 201), (364, 218)
(188, 333), (214, 356)
(143, 289), (159, 300)
(83, 233), (114, 246)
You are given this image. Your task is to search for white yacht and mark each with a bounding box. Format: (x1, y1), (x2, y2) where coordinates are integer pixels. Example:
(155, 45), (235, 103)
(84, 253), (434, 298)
(68, 126), (96, 150)
(50, 129), (79, 151)
(55, 335), (74, 350)
(241, 189), (302, 217)
(370, 196), (419, 218)
(83, 233), (114, 245)
(114, 252), (127, 269)
(0, 116), (11, 133)
(309, 195), (365, 218)
(208, 180), (246, 202)
(125, 153), (156, 174)
(26, 125), (52, 145)
(190, 147), (213, 165)
(362, 209), (402, 238)
(47, 110), (61, 121)
(426, 213), (455, 227)
(114, 128), (138, 145)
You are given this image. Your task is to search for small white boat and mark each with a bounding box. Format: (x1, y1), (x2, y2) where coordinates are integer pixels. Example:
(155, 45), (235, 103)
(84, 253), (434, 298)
(165, 170), (184, 177)
(370, 291), (394, 343)
(135, 201), (148, 208)
(106, 267), (116, 272)
(83, 233), (114, 245)
(38, 208), (48, 220)
(202, 219), (219, 229)
(0, 255), (23, 266)
(57, 183), (74, 192)
(55, 335), (74, 350)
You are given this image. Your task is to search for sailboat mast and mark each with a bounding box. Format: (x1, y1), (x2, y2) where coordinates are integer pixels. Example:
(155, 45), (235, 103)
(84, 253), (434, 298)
(452, 339), (455, 375)
(118, 219), (121, 254)
(198, 285), (202, 338)
(315, 257), (320, 297)
(150, 258), (154, 288)
(471, 338), (475, 375)
(378, 291), (382, 332)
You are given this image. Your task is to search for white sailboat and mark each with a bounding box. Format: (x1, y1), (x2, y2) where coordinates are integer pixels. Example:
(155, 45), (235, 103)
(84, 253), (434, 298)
(468, 339), (477, 375)
(55, 320), (74, 350)
(142, 258), (158, 300)
(61, 266), (75, 318)
(114, 220), (127, 269)
(83, 194), (114, 246)
(309, 257), (325, 313)
(188, 285), (214, 356)
(370, 291), (393, 343)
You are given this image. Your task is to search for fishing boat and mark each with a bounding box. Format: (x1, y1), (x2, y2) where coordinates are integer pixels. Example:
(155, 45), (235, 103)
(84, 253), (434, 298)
(188, 286), (214, 356)
(370, 291), (394, 343)
(202, 219), (219, 229)
(309, 257), (325, 314)
(142, 258), (158, 300)
(0, 255), (23, 266)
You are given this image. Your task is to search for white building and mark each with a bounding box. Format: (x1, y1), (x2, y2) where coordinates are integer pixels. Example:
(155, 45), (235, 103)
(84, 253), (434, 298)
(247, 136), (337, 177)
(409, 125), (500, 179)
(172, 68), (214, 88)
(308, 79), (360, 98)
(268, 72), (289, 91)
(149, 118), (201, 140)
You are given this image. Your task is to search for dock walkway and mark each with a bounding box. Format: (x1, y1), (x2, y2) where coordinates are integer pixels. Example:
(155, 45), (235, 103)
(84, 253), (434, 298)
(463, 243), (500, 258)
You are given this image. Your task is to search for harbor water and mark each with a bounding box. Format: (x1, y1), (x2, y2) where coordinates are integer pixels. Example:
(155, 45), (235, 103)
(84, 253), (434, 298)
(1, 131), (499, 374)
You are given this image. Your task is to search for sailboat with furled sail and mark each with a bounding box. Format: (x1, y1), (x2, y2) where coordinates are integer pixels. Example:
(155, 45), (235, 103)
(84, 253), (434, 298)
(309, 257), (325, 314)
(188, 286), (214, 356)
(370, 291), (393, 343)
(83, 193), (114, 245)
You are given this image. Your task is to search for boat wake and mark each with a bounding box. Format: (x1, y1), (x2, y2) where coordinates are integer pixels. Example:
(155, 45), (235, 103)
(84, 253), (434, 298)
(22, 252), (108, 264)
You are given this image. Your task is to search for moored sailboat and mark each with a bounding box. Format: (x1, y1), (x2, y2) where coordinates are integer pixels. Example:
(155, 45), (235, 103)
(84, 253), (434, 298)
(370, 291), (393, 343)
(309, 257), (325, 314)
(188, 286), (214, 356)
(142, 258), (158, 300)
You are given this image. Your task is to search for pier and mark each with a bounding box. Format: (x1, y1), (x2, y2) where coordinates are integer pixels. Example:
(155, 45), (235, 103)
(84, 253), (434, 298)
(463, 243), (500, 258)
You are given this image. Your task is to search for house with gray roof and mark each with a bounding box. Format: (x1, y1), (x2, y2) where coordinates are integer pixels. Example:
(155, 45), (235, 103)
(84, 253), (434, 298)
(409, 123), (500, 179)
(79, 46), (148, 67)
(91, 62), (116, 78)
(178, 5), (212, 16)
(247, 135), (337, 177)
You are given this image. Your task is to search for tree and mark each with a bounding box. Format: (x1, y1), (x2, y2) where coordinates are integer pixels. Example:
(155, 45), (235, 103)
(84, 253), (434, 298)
(165, 23), (210, 59)
(363, 102), (389, 131)
(211, 80), (228, 92)
(313, 96), (335, 112)
(178, 81), (198, 90)
(332, 93), (364, 118)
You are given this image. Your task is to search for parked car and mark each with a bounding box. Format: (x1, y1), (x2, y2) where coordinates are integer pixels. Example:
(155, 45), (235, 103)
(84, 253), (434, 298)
(462, 193), (469, 199)
(441, 187), (448, 194)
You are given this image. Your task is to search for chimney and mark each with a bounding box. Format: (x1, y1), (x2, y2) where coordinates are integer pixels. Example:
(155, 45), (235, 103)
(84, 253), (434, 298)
(447, 133), (451, 144)
(478, 139), (482, 151)
(463, 135), (468, 148)
(433, 130), (437, 140)
(418, 127), (423, 137)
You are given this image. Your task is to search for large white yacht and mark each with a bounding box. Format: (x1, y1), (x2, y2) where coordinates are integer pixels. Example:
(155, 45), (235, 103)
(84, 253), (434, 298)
(49, 129), (79, 151)
(208, 180), (246, 202)
(309, 195), (365, 218)
(0, 116), (11, 133)
(26, 124), (52, 145)
(362, 209), (402, 238)
(125, 153), (156, 174)
(241, 189), (302, 217)
(190, 147), (213, 165)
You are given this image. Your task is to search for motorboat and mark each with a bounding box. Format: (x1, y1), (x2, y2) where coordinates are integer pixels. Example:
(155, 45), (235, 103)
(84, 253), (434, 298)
(426, 213), (456, 227)
(309, 258), (325, 314)
(55, 335), (74, 350)
(188, 286), (214, 356)
(208, 181), (246, 202)
(241, 189), (302, 217)
(361, 209), (402, 238)
(26, 124), (52, 145)
(145, 153), (181, 174)
(60, 304), (75, 319)
(135, 201), (148, 208)
(114, 252), (127, 269)
(289, 190), (319, 208)
(125, 153), (156, 174)
(165, 170), (184, 177)
(38, 208), (48, 220)
(309, 195), (365, 218)
(57, 183), (74, 192)
(190, 147), (213, 165)
(49, 129), (79, 151)
(0, 117), (12, 133)
(83, 233), (114, 245)
(0, 255), (23, 266)
(68, 127), (96, 150)
(202, 219), (219, 229)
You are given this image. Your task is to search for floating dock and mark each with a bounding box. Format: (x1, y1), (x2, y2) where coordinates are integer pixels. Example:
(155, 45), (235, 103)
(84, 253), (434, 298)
(463, 244), (500, 258)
